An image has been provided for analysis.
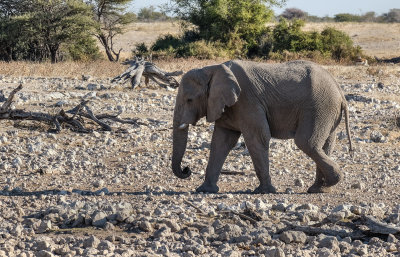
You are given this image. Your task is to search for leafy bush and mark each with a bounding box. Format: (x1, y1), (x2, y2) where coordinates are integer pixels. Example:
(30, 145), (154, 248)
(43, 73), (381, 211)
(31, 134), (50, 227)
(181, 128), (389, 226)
(176, 41), (229, 59)
(66, 36), (101, 61)
(254, 19), (363, 62)
(150, 34), (230, 59)
(149, 17), (364, 63)
(168, 0), (283, 54)
(334, 13), (361, 22)
(152, 34), (185, 52)
(320, 27), (362, 61)
(133, 42), (150, 57)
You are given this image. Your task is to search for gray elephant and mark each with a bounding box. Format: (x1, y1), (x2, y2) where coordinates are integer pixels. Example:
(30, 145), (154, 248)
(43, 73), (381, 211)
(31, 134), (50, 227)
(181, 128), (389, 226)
(172, 60), (352, 194)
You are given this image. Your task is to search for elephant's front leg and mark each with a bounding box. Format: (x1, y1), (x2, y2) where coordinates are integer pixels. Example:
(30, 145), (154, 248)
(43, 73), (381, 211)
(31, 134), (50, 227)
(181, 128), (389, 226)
(242, 122), (276, 194)
(196, 125), (241, 193)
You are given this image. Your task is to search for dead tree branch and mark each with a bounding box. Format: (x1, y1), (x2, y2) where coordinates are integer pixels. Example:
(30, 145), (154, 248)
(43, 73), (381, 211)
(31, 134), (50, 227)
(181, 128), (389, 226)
(279, 215), (400, 241)
(112, 58), (183, 89)
(0, 85), (142, 133)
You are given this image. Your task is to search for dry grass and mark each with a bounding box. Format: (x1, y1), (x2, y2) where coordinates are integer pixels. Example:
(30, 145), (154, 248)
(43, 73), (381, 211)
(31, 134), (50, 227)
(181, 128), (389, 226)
(0, 58), (226, 78)
(325, 64), (400, 84)
(1, 57), (400, 88)
(113, 22), (182, 57)
(0, 61), (125, 79)
(303, 22), (400, 58)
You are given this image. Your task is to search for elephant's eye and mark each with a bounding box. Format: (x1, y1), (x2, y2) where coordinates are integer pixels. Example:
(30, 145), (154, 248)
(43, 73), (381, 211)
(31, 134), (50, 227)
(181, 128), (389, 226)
(187, 99), (193, 103)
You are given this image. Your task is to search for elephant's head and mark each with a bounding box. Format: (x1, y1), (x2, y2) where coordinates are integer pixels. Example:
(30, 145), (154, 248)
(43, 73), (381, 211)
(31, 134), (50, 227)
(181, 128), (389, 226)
(172, 63), (241, 179)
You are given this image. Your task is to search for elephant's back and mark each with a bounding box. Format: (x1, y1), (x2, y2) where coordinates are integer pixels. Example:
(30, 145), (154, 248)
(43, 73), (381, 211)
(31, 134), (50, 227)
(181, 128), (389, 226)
(232, 60), (342, 101)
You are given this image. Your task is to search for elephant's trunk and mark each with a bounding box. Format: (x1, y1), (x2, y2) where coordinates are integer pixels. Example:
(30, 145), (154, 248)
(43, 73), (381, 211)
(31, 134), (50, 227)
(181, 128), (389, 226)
(172, 115), (192, 179)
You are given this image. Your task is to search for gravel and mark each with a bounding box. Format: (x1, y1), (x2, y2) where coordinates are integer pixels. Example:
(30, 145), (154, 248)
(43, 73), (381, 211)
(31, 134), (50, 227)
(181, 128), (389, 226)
(0, 69), (399, 255)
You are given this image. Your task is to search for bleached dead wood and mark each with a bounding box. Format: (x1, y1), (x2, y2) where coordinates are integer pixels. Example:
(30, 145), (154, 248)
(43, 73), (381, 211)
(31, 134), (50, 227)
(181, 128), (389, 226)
(361, 215), (400, 235)
(0, 85), (142, 133)
(112, 58), (183, 89)
(279, 215), (400, 241)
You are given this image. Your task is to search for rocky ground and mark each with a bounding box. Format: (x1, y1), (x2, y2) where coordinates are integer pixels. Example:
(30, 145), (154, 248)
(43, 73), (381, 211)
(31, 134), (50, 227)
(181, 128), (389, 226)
(0, 63), (399, 257)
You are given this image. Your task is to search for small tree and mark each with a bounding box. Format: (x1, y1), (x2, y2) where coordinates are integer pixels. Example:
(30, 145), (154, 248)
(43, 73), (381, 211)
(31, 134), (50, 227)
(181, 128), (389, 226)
(0, 0), (99, 62)
(87, 0), (136, 62)
(28, 0), (98, 63)
(168, 0), (285, 53)
(382, 9), (400, 23)
(280, 8), (307, 20)
(138, 6), (169, 21)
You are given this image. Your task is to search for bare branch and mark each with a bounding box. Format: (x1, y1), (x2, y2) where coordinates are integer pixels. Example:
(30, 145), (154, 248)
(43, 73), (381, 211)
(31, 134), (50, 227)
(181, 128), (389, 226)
(0, 85), (144, 133)
(0, 84), (22, 113)
(112, 59), (182, 89)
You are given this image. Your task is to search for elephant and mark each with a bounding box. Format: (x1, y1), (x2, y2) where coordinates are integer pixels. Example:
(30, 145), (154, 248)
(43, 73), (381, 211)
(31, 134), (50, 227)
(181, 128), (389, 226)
(172, 60), (353, 194)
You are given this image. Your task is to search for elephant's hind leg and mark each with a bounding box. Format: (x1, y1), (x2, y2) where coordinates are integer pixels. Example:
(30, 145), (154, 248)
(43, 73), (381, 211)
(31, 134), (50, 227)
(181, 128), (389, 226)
(307, 131), (337, 193)
(295, 117), (341, 193)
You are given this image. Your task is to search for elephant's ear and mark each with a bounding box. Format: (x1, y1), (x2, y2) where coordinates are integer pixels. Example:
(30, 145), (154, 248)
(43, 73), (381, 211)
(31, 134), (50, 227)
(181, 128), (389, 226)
(204, 64), (241, 122)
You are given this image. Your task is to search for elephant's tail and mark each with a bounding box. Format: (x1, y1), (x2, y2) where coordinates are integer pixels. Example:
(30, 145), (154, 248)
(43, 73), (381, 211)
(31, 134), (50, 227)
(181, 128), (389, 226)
(342, 101), (354, 156)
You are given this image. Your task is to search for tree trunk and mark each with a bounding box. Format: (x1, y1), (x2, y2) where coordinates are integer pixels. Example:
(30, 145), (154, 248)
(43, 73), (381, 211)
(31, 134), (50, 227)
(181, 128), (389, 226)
(98, 34), (116, 62)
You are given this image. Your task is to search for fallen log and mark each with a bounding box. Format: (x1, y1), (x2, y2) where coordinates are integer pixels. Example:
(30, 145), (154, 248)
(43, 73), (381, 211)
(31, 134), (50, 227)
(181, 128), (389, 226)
(0, 84), (142, 133)
(279, 214), (400, 241)
(112, 58), (183, 89)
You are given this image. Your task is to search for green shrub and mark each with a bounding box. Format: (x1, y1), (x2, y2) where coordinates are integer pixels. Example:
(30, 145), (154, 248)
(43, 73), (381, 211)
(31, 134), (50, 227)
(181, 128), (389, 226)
(133, 42), (149, 57)
(320, 27), (362, 61)
(334, 13), (361, 22)
(254, 19), (364, 62)
(149, 18), (365, 62)
(176, 40), (229, 59)
(151, 34), (184, 52)
(169, 0), (281, 55)
(150, 34), (230, 59)
(67, 36), (101, 61)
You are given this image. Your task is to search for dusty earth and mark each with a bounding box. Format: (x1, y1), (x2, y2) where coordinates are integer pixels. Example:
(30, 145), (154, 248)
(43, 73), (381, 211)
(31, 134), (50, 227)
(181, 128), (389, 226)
(0, 62), (399, 256)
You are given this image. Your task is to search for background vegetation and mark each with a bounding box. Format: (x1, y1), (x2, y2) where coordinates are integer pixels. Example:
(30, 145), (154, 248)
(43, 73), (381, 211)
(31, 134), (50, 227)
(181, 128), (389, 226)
(0, 0), (135, 62)
(143, 1), (366, 62)
(1, 0), (399, 63)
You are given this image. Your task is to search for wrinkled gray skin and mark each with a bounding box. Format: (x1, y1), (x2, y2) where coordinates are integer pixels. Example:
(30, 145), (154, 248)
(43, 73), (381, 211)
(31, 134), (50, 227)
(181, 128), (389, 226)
(172, 60), (352, 194)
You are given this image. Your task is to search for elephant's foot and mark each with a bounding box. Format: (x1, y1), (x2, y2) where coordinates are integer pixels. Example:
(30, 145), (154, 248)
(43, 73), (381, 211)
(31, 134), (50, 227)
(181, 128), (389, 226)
(196, 183), (219, 193)
(253, 184), (276, 194)
(307, 184), (333, 193)
(324, 172), (342, 188)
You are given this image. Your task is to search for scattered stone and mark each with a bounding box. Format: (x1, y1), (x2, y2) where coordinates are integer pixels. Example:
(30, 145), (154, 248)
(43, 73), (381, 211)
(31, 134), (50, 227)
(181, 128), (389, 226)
(318, 236), (340, 252)
(36, 220), (52, 234)
(264, 247), (285, 257)
(279, 231), (307, 244)
(351, 181), (365, 190)
(370, 130), (386, 143)
(97, 240), (115, 252)
(91, 211), (107, 227)
(153, 226), (171, 238)
(138, 221), (153, 232)
(294, 178), (305, 187)
(83, 235), (100, 248)
(93, 180), (105, 188)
